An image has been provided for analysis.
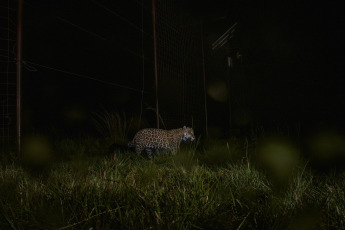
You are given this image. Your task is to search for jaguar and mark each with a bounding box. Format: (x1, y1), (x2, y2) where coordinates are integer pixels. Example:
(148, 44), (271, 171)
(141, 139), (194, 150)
(128, 126), (195, 157)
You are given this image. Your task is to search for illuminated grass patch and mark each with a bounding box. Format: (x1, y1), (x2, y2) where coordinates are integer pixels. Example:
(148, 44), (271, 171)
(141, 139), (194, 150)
(0, 139), (345, 229)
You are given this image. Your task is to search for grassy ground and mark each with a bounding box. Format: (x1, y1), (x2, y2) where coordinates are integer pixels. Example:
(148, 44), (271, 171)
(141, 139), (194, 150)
(0, 136), (345, 229)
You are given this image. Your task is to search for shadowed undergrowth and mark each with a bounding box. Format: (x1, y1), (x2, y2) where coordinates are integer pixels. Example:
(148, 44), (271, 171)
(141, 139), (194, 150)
(1, 138), (345, 229)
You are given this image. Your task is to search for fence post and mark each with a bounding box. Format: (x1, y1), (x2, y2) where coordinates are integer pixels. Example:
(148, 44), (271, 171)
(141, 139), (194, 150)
(16, 0), (23, 155)
(201, 20), (208, 137)
(152, 0), (159, 128)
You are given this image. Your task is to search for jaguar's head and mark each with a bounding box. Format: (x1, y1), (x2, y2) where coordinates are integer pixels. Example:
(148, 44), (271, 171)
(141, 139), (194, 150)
(182, 126), (195, 142)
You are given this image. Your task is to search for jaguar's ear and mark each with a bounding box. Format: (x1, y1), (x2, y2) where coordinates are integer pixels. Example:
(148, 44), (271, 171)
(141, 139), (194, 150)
(183, 126), (186, 130)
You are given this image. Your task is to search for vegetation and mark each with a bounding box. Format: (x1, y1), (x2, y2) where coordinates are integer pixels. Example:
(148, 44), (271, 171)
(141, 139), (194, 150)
(92, 110), (144, 146)
(1, 135), (345, 229)
(1, 111), (345, 229)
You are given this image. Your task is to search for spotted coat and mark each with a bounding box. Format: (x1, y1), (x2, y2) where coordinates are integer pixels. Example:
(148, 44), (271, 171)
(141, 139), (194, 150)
(128, 126), (195, 157)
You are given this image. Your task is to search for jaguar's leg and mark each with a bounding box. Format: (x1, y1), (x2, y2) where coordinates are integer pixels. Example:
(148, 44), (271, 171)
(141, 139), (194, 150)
(145, 148), (154, 158)
(171, 147), (178, 155)
(169, 144), (178, 155)
(135, 146), (144, 154)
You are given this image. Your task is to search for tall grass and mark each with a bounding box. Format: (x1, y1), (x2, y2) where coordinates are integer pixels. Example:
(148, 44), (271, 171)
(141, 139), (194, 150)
(1, 140), (345, 229)
(2, 114), (345, 229)
(92, 111), (142, 146)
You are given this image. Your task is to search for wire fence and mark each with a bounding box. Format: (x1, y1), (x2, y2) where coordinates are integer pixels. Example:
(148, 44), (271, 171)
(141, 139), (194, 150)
(154, 0), (206, 133)
(0, 0), (207, 150)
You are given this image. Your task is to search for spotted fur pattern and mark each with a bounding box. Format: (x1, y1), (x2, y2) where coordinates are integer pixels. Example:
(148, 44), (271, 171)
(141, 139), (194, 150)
(128, 126), (195, 157)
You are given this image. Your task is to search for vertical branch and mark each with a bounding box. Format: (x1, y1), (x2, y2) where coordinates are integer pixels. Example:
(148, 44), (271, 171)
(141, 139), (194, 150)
(16, 0), (23, 156)
(152, 0), (159, 128)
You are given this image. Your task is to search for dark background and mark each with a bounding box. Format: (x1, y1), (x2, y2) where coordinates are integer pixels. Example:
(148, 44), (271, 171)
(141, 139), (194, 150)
(20, 0), (345, 137)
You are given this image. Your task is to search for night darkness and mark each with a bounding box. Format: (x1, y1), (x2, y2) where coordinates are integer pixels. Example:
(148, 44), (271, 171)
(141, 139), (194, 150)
(2, 1), (345, 228)
(20, 0), (345, 137)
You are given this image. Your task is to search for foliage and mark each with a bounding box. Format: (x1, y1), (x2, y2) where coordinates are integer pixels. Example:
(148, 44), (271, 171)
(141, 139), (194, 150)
(92, 110), (143, 146)
(1, 138), (345, 229)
